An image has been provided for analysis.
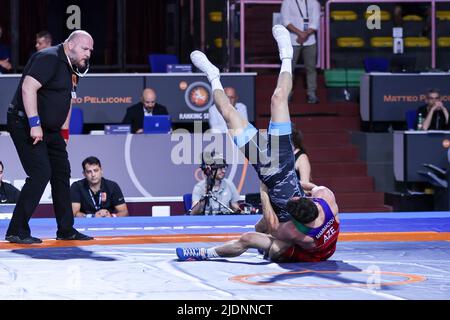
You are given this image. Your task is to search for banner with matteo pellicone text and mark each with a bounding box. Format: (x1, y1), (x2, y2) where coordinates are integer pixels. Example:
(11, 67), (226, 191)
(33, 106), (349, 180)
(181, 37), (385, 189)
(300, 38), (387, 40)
(364, 73), (450, 122)
(0, 73), (255, 125)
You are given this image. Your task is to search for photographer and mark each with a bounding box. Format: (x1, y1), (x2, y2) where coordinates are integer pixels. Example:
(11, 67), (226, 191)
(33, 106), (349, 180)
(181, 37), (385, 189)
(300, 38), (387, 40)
(190, 152), (241, 215)
(417, 89), (450, 130)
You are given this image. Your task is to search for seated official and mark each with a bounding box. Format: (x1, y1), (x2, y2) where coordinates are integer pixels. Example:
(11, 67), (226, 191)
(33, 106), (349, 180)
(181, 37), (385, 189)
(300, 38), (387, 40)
(292, 125), (312, 185)
(417, 89), (450, 130)
(122, 88), (169, 134)
(0, 161), (20, 203)
(0, 24), (12, 74)
(71, 156), (128, 218)
(208, 87), (248, 133)
(190, 152), (241, 215)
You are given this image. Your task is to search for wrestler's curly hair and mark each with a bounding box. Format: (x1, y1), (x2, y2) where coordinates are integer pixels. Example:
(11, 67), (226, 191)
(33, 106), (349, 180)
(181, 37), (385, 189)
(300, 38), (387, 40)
(287, 197), (318, 224)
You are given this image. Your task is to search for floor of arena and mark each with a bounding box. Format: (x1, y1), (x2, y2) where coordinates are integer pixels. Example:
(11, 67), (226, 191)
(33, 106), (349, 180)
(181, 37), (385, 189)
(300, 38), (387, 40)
(1, 212), (450, 300)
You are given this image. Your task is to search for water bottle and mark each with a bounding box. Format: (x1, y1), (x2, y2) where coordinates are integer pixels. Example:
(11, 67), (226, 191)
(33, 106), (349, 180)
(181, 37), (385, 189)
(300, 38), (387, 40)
(417, 113), (424, 131)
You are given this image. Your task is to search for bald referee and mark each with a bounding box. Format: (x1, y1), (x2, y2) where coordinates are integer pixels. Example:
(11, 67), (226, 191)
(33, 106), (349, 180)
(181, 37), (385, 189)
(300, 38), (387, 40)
(5, 30), (94, 244)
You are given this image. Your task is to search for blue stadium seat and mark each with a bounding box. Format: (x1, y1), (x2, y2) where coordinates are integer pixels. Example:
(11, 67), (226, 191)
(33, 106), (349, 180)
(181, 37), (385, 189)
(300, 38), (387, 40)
(148, 54), (179, 73)
(405, 109), (418, 130)
(363, 57), (390, 73)
(183, 193), (192, 213)
(69, 107), (84, 134)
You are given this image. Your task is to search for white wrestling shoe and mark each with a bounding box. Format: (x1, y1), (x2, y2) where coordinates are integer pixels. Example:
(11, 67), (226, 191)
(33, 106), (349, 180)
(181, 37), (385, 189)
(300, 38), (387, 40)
(190, 50), (220, 82)
(272, 24), (293, 60)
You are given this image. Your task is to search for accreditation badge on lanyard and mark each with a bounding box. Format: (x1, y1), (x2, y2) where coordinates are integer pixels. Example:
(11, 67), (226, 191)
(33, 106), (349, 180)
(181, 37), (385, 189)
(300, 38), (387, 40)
(89, 189), (102, 211)
(71, 74), (78, 99)
(295, 0), (310, 31)
(303, 18), (309, 31)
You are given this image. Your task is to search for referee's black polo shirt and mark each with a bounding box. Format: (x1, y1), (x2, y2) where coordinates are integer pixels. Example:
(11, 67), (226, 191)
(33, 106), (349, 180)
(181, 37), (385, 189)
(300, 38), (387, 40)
(70, 178), (126, 215)
(11, 44), (77, 131)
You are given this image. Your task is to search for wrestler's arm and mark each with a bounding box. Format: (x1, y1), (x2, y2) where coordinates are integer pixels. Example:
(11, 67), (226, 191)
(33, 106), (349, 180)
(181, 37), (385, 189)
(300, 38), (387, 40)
(300, 181), (318, 192)
(311, 186), (339, 214)
(260, 182), (279, 235)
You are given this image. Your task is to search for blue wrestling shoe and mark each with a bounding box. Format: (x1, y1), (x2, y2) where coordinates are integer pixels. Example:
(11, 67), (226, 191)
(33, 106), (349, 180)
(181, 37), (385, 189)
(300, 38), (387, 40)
(176, 247), (207, 261)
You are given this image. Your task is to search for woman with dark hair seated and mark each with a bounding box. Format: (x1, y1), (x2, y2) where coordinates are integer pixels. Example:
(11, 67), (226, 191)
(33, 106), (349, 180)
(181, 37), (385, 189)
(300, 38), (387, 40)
(292, 125), (312, 185)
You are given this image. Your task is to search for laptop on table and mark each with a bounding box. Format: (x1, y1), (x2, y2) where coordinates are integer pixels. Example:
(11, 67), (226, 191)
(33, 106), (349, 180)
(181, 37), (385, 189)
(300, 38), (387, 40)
(143, 115), (172, 134)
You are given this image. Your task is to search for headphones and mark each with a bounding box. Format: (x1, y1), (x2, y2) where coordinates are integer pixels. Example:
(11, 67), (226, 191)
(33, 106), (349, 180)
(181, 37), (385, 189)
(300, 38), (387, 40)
(200, 151), (227, 175)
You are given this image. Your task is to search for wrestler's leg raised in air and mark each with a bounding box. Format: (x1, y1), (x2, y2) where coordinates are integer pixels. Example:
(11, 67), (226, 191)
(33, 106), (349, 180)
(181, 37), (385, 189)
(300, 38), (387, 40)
(190, 25), (293, 133)
(270, 24), (293, 125)
(190, 51), (249, 138)
(255, 25), (300, 231)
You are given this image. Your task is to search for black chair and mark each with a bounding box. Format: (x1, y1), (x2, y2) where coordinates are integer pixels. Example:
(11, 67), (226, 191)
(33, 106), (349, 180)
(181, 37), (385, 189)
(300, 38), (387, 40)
(390, 56), (417, 73)
(148, 54), (179, 73)
(69, 107), (84, 134)
(418, 163), (450, 210)
(405, 109), (418, 130)
(363, 57), (390, 72)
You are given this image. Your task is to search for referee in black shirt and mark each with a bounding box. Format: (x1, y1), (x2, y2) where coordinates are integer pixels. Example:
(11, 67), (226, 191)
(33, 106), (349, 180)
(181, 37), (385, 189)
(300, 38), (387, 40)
(5, 30), (94, 244)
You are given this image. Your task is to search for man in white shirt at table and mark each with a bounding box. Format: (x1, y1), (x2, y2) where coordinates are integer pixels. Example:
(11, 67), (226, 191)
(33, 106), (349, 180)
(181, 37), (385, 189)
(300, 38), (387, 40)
(208, 87), (248, 133)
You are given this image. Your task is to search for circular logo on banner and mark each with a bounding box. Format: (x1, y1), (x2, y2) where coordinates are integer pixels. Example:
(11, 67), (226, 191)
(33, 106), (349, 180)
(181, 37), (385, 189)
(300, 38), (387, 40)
(184, 81), (213, 112)
(443, 139), (450, 149)
(179, 81), (188, 90)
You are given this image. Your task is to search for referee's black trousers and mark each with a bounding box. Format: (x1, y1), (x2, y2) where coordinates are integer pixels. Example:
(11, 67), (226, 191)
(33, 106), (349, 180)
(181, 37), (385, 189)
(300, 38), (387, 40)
(6, 113), (76, 238)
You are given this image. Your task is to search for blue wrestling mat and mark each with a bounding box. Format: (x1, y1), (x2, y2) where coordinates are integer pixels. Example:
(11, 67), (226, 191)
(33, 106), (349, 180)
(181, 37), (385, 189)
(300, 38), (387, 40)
(0, 212), (449, 301)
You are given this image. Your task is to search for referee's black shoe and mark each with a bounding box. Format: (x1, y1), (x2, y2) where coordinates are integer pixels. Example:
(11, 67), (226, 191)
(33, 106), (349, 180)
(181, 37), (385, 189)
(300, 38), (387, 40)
(5, 235), (43, 244)
(56, 231), (94, 241)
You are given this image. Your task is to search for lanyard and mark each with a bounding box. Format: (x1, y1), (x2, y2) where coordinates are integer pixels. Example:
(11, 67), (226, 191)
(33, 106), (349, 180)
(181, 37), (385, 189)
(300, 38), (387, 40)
(295, 0), (309, 20)
(65, 51), (89, 77)
(65, 52), (82, 98)
(88, 189), (102, 211)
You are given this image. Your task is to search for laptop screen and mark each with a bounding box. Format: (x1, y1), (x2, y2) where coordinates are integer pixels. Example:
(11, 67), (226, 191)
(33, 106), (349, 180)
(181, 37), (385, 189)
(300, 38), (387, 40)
(143, 115), (172, 134)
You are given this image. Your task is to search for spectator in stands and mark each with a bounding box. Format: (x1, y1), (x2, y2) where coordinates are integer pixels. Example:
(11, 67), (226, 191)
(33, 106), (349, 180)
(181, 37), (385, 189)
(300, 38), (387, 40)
(71, 156), (128, 218)
(208, 87), (248, 133)
(417, 89), (450, 131)
(122, 88), (169, 134)
(281, 0), (321, 104)
(0, 24), (12, 73)
(394, 3), (431, 37)
(292, 125), (312, 184)
(35, 30), (52, 52)
(190, 152), (241, 215)
(0, 161), (20, 203)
